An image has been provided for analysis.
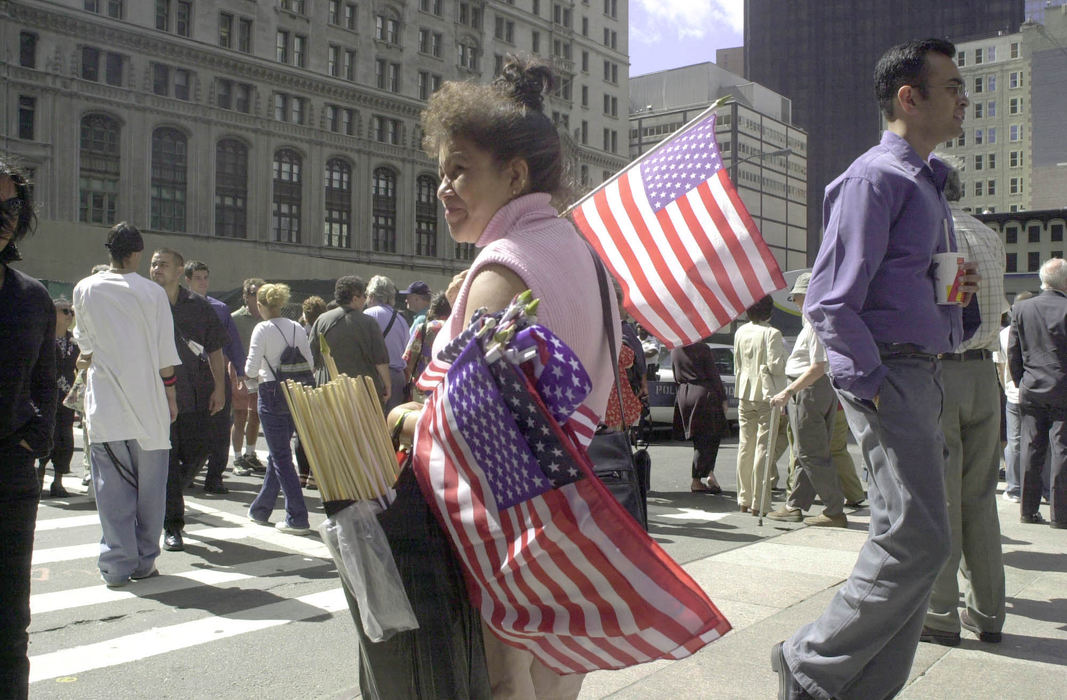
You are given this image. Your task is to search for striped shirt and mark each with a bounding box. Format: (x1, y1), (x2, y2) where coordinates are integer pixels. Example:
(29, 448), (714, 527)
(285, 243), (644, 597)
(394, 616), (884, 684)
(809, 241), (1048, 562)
(952, 206), (1009, 352)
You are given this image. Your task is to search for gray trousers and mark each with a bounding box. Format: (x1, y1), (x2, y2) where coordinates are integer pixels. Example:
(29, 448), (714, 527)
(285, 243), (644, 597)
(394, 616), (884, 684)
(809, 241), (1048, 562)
(786, 374), (844, 516)
(91, 441), (169, 584)
(926, 358), (1005, 634)
(784, 357), (950, 700)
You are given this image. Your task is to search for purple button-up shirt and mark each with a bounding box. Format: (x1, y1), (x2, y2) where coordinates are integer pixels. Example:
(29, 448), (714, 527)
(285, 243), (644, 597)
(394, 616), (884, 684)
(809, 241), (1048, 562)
(364, 303), (410, 371)
(804, 131), (963, 400)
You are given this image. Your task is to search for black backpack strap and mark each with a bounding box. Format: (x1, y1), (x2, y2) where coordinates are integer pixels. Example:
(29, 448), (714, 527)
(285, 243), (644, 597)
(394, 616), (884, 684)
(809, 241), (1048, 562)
(383, 307), (400, 337)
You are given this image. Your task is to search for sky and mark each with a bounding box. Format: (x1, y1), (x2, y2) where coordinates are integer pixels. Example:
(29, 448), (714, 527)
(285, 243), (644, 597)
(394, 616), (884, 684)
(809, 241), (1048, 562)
(628, 0), (745, 76)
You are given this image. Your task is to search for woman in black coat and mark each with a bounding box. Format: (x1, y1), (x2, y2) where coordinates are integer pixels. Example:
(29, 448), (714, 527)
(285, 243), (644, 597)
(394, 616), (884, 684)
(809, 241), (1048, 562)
(672, 343), (728, 493)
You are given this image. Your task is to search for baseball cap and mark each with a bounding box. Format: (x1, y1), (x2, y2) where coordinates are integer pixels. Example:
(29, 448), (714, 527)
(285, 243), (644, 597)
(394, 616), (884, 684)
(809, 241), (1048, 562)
(399, 281), (432, 297)
(787, 272), (811, 302)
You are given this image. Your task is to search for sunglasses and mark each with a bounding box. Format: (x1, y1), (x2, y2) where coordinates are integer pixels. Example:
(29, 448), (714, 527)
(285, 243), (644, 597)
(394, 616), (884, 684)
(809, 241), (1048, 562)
(59, 308), (74, 316)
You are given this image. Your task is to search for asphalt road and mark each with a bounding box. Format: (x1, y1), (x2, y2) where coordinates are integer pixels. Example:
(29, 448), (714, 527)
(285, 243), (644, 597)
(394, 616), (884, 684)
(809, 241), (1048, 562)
(28, 428), (866, 698)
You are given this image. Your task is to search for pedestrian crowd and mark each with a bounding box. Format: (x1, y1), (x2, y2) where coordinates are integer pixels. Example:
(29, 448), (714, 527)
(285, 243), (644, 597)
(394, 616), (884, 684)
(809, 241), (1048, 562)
(1, 42), (1064, 700)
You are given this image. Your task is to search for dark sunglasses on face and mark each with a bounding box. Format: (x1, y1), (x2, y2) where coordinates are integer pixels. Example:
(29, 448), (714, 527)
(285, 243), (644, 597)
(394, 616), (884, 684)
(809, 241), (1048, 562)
(59, 308), (74, 316)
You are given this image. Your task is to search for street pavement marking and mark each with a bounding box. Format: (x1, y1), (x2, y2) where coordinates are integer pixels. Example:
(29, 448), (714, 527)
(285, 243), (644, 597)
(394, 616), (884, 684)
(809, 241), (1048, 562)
(659, 508), (732, 522)
(31, 553), (330, 615)
(35, 514), (102, 532)
(28, 588), (348, 684)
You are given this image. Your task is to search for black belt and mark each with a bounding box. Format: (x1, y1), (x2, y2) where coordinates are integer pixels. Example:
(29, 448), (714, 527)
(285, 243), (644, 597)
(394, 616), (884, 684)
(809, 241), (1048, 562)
(877, 343), (938, 361)
(939, 349), (993, 361)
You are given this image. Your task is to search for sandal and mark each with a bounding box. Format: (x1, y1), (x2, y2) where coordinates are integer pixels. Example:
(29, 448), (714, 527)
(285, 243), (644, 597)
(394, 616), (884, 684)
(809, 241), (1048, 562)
(691, 483), (723, 494)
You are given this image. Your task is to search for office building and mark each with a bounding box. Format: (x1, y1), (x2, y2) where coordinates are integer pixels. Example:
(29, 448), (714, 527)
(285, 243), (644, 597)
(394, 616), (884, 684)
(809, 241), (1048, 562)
(630, 62), (809, 271)
(2, 0), (630, 291)
(744, 0), (1024, 261)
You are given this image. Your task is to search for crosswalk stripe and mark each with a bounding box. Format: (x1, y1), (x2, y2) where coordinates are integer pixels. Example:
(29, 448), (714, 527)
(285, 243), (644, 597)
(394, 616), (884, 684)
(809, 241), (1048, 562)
(34, 514), (102, 532)
(28, 588), (348, 683)
(31, 553), (330, 615)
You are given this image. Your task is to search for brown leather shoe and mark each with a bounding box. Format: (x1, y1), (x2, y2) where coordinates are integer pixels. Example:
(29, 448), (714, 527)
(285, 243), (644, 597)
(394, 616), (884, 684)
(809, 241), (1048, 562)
(766, 507), (803, 522)
(803, 512), (847, 528)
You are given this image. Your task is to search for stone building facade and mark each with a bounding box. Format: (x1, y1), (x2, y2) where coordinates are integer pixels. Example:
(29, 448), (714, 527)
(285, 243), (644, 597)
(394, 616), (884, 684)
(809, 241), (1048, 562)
(2, 0), (630, 293)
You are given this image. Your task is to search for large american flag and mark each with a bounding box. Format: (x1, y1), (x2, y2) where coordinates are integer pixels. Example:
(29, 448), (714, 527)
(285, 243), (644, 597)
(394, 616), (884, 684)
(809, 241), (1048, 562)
(571, 110), (786, 349)
(412, 323), (730, 673)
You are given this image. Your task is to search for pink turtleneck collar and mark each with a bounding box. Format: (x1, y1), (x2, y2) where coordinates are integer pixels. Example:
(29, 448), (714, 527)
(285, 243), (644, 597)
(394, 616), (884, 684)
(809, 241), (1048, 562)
(475, 193), (557, 248)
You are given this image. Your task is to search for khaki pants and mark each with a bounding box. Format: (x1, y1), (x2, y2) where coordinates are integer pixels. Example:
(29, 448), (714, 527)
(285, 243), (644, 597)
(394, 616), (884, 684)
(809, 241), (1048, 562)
(736, 398), (776, 511)
(481, 622), (585, 700)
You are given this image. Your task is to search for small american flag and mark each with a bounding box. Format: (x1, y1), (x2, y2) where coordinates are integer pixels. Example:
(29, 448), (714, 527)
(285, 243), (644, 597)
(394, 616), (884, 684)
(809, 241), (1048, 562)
(572, 109), (785, 349)
(412, 323), (730, 673)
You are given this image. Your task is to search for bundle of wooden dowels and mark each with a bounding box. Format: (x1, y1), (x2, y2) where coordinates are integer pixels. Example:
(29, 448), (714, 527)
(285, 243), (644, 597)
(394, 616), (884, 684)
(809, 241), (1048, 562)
(280, 374), (399, 506)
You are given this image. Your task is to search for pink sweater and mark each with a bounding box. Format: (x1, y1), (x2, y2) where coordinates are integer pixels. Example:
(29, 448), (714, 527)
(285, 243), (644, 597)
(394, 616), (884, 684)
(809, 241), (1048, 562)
(439, 193), (620, 421)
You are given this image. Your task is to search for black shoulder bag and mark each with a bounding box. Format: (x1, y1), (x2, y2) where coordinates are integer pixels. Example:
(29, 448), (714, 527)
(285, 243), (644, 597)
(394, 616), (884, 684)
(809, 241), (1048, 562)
(586, 248), (649, 530)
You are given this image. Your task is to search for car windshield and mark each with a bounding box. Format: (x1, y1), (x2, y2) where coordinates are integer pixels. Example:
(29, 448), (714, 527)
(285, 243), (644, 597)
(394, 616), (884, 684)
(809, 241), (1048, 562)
(709, 348), (734, 376)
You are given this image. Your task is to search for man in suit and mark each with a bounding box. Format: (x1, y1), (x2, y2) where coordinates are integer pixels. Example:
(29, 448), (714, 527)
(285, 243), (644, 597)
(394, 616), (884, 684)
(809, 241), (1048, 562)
(733, 295), (787, 515)
(1007, 257), (1067, 528)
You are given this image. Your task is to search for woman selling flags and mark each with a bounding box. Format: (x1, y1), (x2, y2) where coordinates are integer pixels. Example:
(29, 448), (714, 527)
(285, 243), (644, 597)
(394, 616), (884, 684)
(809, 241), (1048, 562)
(353, 58), (729, 699)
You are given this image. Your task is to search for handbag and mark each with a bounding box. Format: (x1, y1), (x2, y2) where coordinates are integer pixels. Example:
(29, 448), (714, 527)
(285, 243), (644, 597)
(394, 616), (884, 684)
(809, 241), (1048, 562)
(587, 246), (649, 529)
(63, 368), (87, 412)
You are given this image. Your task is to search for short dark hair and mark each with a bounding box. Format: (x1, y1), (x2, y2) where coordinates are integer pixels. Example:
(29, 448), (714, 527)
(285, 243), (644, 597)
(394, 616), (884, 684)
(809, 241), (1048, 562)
(184, 260), (209, 278)
(334, 275), (366, 306)
(0, 159), (37, 246)
(746, 295), (775, 323)
(106, 222), (144, 265)
(152, 247), (185, 267)
(422, 56), (565, 200)
(242, 278), (265, 296)
(428, 292), (452, 321)
(874, 38), (956, 120)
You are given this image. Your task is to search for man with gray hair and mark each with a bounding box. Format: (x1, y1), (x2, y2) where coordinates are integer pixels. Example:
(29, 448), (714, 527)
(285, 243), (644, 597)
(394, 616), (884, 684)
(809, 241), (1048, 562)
(920, 156), (1008, 646)
(309, 275), (391, 402)
(1008, 257), (1067, 529)
(363, 275), (410, 412)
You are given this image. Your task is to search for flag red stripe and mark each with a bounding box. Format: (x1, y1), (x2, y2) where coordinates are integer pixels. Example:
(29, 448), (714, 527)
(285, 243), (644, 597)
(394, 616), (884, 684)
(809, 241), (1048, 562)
(615, 175), (706, 340)
(653, 204), (731, 331)
(669, 193), (747, 317)
(572, 203), (662, 338)
(588, 180), (690, 343)
(717, 169), (787, 289)
(693, 180), (766, 303)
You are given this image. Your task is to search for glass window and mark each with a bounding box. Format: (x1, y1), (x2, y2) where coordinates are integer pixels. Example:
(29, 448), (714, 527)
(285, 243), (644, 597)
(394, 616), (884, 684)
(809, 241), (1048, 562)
(1005, 227), (1018, 244)
(1010, 42), (1019, 59)
(372, 167), (397, 252)
(1005, 253), (1017, 272)
(79, 114), (121, 224)
(156, 0), (170, 31)
(81, 47), (100, 81)
(988, 75), (996, 91)
(324, 158), (352, 248)
(152, 63), (169, 96)
(176, 1), (191, 36)
(1029, 251), (1040, 272)
(19, 32), (37, 69)
(975, 154), (983, 170)
(987, 100), (995, 117)
(293, 34), (307, 67)
(215, 139), (247, 238)
(276, 30), (289, 63)
(1052, 224), (1064, 242)
(272, 149), (302, 243)
(18, 96), (36, 141)
(415, 175), (438, 256)
(1028, 225), (1040, 243)
(150, 127), (187, 232)
(219, 12), (233, 47)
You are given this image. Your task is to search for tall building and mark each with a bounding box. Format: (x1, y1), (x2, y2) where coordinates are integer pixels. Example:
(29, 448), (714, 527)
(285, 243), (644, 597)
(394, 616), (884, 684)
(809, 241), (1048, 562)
(629, 63), (808, 271)
(941, 7), (1067, 215)
(1, 0), (630, 292)
(745, 0), (1024, 262)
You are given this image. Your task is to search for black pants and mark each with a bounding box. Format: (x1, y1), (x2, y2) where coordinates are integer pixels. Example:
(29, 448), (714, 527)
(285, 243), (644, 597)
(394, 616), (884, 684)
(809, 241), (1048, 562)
(0, 442), (39, 699)
(165, 411), (211, 531)
(203, 397), (232, 488)
(39, 411), (75, 477)
(1020, 402), (1067, 524)
(691, 432), (721, 480)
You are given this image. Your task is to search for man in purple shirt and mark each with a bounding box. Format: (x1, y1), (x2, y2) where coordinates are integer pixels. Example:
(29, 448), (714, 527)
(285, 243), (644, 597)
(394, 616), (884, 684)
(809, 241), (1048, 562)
(364, 275), (411, 413)
(772, 39), (979, 700)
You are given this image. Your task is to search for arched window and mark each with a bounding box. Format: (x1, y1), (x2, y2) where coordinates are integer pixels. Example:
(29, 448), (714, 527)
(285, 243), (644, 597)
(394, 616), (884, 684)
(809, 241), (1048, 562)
(215, 139), (247, 238)
(415, 174), (437, 257)
(324, 158), (352, 248)
(79, 114), (120, 224)
(372, 167), (396, 252)
(149, 128), (187, 232)
(273, 149), (302, 242)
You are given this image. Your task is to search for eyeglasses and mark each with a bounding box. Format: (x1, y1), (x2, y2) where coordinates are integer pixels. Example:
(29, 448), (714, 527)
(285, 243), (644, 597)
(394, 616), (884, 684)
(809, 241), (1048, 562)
(911, 82), (969, 99)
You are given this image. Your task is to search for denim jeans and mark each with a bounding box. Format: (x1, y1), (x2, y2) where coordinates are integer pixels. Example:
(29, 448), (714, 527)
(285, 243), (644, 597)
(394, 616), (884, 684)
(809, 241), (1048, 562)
(249, 382), (309, 528)
(0, 442), (40, 699)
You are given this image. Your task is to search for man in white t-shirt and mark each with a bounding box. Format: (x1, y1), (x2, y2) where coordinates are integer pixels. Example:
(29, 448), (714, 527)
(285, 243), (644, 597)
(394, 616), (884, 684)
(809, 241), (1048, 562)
(766, 273), (847, 527)
(73, 223), (180, 588)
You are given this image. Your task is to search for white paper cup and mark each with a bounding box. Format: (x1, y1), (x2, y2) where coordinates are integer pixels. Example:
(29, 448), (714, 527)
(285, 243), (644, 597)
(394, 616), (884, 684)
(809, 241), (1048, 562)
(932, 252), (966, 305)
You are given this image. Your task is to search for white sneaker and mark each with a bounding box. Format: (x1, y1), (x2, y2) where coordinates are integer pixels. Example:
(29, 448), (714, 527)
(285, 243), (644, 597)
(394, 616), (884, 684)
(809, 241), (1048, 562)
(1003, 492), (1020, 503)
(275, 522), (311, 536)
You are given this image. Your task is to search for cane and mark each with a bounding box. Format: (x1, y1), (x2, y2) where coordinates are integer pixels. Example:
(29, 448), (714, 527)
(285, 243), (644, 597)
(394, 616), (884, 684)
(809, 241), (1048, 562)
(756, 403), (780, 526)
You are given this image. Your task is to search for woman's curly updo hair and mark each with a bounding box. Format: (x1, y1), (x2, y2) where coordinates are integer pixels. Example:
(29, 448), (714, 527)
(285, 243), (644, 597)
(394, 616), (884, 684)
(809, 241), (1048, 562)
(257, 283), (291, 312)
(421, 56), (564, 200)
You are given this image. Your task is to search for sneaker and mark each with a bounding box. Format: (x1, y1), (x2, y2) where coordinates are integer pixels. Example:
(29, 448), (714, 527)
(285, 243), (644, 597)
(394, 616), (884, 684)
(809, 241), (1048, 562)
(232, 455), (253, 477)
(245, 453), (266, 473)
(101, 574), (130, 589)
(771, 642), (816, 699)
(82, 472), (93, 486)
(765, 507), (803, 522)
(1003, 492), (1021, 503)
(804, 512), (848, 528)
(131, 568), (160, 581)
(275, 522), (312, 536)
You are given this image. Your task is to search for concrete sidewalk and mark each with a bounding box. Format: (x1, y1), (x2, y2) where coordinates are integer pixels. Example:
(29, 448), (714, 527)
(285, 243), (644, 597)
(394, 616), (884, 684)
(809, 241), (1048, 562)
(579, 488), (1067, 699)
